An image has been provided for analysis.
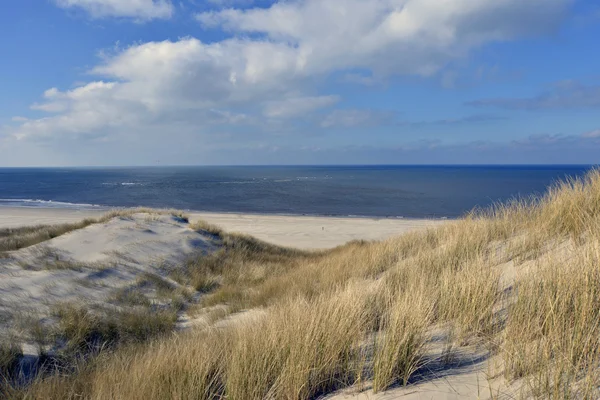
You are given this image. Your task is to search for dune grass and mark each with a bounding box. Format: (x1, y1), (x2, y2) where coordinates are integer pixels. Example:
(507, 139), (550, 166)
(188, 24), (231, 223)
(0, 341), (22, 380)
(372, 284), (433, 391)
(54, 304), (178, 354)
(0, 302), (178, 396)
(173, 232), (317, 311)
(503, 240), (600, 398)
(6, 169), (600, 399)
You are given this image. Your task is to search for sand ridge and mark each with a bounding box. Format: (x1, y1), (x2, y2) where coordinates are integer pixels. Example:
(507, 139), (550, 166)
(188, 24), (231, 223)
(0, 213), (216, 340)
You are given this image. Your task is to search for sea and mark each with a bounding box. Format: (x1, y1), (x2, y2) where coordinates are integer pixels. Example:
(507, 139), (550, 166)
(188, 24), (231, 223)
(0, 165), (594, 219)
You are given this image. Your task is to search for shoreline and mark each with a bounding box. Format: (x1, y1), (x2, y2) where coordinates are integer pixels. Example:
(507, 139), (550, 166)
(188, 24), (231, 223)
(0, 204), (454, 221)
(0, 206), (446, 249)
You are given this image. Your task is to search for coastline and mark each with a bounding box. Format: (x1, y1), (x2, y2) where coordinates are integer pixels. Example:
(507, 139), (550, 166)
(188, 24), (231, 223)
(0, 206), (445, 249)
(0, 199), (454, 220)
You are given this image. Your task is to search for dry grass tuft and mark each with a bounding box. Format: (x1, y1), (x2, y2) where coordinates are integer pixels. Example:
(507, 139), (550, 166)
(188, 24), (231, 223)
(503, 240), (600, 398)
(230, 285), (372, 400)
(0, 341), (23, 397)
(372, 284), (433, 391)
(0, 340), (22, 378)
(54, 303), (177, 354)
(189, 219), (224, 237)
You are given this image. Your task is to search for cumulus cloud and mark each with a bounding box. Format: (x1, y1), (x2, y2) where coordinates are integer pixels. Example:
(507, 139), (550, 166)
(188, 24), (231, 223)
(12, 0), (571, 146)
(55, 0), (173, 20)
(468, 80), (600, 110)
(197, 0), (569, 77)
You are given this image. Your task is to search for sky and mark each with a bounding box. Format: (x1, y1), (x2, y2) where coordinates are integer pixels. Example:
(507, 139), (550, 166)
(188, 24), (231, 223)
(0, 0), (599, 166)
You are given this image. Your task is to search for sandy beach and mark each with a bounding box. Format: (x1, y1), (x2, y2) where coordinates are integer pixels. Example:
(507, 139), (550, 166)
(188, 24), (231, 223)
(0, 207), (444, 249)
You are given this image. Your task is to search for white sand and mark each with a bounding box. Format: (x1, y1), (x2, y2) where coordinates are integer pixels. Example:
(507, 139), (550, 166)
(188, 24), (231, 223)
(0, 207), (444, 249)
(325, 367), (508, 400)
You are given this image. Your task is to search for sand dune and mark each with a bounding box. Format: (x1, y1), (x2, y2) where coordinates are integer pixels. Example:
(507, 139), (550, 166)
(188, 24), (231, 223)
(0, 208), (441, 351)
(0, 207), (449, 397)
(0, 213), (216, 346)
(0, 207), (442, 339)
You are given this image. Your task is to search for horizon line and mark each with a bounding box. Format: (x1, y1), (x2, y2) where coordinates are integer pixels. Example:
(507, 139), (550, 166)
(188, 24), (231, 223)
(0, 163), (598, 169)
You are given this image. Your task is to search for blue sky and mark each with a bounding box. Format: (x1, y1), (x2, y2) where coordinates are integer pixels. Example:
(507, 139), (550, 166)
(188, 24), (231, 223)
(1, 0), (599, 166)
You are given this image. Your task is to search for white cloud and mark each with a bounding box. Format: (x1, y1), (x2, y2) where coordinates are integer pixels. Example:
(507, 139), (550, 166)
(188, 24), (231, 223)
(13, 81), (147, 140)
(12, 0), (570, 145)
(11, 37), (335, 140)
(55, 0), (173, 20)
(197, 0), (570, 77)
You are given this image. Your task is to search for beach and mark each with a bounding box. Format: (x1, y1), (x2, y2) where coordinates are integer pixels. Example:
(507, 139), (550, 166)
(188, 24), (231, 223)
(0, 207), (444, 249)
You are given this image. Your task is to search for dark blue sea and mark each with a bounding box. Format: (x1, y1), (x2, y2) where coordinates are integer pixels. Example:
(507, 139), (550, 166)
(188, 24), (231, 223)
(0, 166), (594, 219)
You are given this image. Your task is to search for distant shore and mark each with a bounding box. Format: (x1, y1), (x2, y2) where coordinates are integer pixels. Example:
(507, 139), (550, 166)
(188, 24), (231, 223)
(0, 206), (445, 249)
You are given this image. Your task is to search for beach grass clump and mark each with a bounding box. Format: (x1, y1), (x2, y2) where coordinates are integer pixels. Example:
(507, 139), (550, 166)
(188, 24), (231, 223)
(0, 341), (23, 397)
(175, 249), (230, 292)
(436, 258), (501, 340)
(136, 272), (176, 295)
(503, 241), (600, 398)
(189, 219), (224, 237)
(175, 233), (315, 307)
(0, 340), (22, 379)
(372, 284), (433, 392)
(229, 285), (372, 400)
(21, 329), (228, 400)
(536, 169), (600, 239)
(54, 303), (177, 354)
(111, 287), (152, 307)
(133, 272), (193, 311)
(100, 208), (189, 224)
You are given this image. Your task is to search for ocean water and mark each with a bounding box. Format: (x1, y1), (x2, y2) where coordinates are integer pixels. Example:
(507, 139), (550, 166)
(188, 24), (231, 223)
(0, 166), (593, 218)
